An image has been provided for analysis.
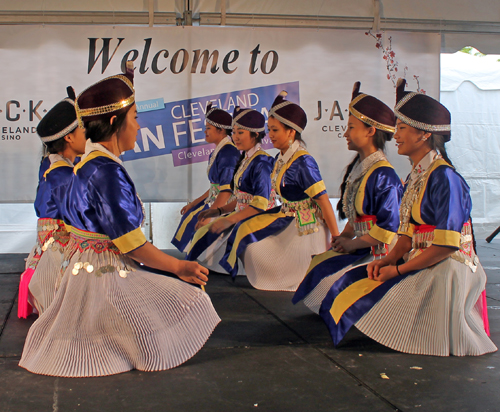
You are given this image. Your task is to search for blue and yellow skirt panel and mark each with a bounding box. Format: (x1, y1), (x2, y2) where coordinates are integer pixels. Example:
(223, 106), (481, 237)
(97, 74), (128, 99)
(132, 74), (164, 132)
(171, 199), (208, 252)
(319, 264), (413, 346)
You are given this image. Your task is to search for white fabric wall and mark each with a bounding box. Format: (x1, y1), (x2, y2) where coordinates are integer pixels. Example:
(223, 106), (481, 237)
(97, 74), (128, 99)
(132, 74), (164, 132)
(0, 204), (38, 254)
(440, 52), (500, 238)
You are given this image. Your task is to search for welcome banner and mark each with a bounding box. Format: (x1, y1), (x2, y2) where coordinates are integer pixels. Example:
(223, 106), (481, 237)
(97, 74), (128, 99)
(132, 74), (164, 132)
(0, 26), (440, 202)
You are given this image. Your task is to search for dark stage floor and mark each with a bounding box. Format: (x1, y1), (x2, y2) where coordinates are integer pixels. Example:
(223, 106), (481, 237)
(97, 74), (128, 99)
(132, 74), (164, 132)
(1, 240), (499, 412)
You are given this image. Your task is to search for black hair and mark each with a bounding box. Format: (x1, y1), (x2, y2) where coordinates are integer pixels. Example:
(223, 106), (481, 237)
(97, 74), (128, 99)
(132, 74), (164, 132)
(44, 137), (67, 155)
(428, 134), (453, 166)
(40, 132), (71, 165)
(230, 131), (263, 191)
(216, 126), (232, 137)
(336, 122), (388, 220)
(373, 129), (390, 151)
(230, 152), (246, 192)
(39, 148), (49, 171)
(270, 115), (306, 145)
(336, 154), (359, 220)
(84, 108), (130, 143)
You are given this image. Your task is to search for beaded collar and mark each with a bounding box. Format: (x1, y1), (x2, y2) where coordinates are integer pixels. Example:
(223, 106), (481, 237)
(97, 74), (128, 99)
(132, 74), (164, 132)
(234, 143), (263, 188)
(347, 150), (386, 183)
(271, 140), (306, 192)
(406, 150), (439, 186)
(399, 150), (442, 233)
(207, 136), (232, 176)
(342, 150), (387, 224)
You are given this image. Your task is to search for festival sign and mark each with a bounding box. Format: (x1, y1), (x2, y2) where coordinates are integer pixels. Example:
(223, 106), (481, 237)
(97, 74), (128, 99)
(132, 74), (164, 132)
(0, 25), (440, 202)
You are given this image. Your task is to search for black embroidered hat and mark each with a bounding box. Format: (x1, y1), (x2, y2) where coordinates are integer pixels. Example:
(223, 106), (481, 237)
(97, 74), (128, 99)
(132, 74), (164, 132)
(37, 86), (78, 143)
(232, 106), (265, 133)
(394, 78), (451, 141)
(349, 81), (396, 138)
(205, 102), (232, 130)
(76, 61), (135, 128)
(268, 91), (307, 133)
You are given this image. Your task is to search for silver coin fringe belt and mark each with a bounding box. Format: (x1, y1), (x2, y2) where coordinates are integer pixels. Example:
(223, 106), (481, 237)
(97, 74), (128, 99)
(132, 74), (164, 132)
(280, 197), (323, 236)
(352, 215), (389, 258)
(62, 228), (136, 280)
(205, 183), (221, 206)
(408, 221), (479, 272)
(27, 218), (70, 270)
(234, 189), (277, 212)
(206, 183), (235, 207)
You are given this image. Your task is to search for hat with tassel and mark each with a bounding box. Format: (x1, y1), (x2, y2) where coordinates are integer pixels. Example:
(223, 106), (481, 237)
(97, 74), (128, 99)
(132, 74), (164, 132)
(348, 81), (396, 138)
(37, 86), (79, 143)
(268, 91), (307, 133)
(76, 61), (135, 127)
(394, 78), (451, 141)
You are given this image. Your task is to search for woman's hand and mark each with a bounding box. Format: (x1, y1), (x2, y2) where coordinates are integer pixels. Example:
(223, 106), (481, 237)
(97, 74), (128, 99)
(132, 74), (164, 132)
(209, 217), (234, 234)
(331, 236), (356, 253)
(175, 260), (209, 286)
(367, 259), (390, 279)
(195, 218), (210, 230)
(180, 202), (193, 215)
(371, 265), (399, 282)
(198, 208), (220, 221)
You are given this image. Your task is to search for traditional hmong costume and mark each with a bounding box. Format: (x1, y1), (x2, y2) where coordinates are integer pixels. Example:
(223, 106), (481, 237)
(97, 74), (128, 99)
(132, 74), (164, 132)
(293, 82), (402, 311)
(18, 88), (79, 318)
(320, 79), (497, 356)
(19, 64), (220, 377)
(172, 103), (240, 252)
(218, 92), (330, 291)
(186, 107), (275, 273)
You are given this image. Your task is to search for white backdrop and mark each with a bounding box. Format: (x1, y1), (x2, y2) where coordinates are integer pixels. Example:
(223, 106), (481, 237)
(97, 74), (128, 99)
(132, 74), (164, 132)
(0, 25), (439, 203)
(441, 52), (500, 238)
(0, 25), (441, 252)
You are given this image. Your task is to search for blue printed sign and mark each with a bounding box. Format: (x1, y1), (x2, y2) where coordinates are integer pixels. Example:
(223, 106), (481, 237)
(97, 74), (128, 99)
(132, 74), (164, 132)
(137, 97), (165, 113)
(122, 82), (300, 166)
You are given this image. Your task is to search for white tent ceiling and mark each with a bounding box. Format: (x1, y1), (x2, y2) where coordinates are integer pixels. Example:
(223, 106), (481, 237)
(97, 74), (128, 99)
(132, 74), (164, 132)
(0, 0), (499, 53)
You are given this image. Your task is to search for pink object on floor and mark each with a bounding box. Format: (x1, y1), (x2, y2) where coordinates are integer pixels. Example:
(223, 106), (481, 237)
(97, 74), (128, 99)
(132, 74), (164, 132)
(481, 290), (490, 336)
(18, 268), (35, 319)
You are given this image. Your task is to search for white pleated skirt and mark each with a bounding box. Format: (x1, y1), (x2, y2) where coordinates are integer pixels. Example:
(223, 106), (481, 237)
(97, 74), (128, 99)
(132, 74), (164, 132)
(242, 221), (330, 292)
(28, 246), (64, 316)
(19, 245), (221, 377)
(196, 228), (246, 276)
(355, 258), (497, 356)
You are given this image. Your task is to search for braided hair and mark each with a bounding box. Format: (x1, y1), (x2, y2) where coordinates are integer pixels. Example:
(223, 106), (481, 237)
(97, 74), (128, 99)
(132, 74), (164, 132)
(336, 125), (390, 220)
(429, 134), (453, 166)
